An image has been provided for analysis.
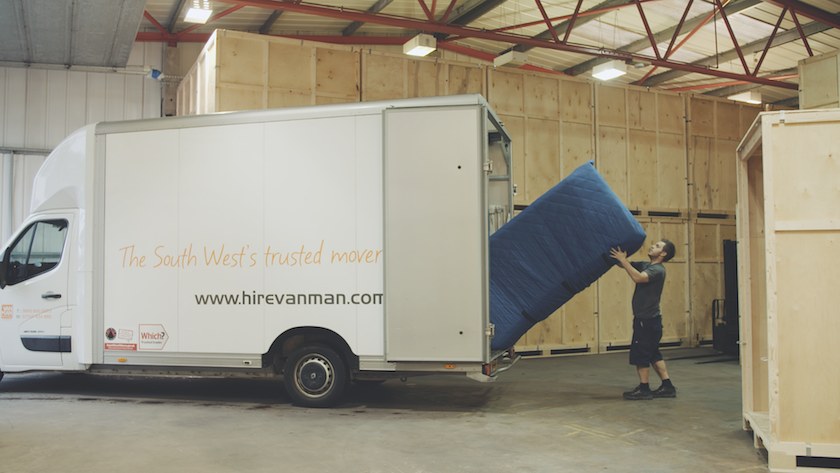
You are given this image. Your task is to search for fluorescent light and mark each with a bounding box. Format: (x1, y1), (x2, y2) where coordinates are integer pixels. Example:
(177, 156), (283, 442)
(592, 60), (627, 81)
(185, 0), (213, 24)
(727, 90), (762, 104)
(403, 34), (436, 57)
(494, 51), (528, 68)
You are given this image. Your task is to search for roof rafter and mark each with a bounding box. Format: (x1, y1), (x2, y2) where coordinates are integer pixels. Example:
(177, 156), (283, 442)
(563, 0), (761, 76)
(640, 19), (828, 87)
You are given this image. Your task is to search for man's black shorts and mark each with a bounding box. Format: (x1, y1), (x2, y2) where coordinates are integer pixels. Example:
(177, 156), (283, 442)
(629, 316), (663, 367)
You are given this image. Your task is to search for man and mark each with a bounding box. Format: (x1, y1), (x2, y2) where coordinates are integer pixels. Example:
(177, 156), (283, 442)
(610, 239), (677, 400)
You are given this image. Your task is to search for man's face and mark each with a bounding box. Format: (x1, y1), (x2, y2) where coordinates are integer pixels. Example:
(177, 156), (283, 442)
(648, 241), (667, 259)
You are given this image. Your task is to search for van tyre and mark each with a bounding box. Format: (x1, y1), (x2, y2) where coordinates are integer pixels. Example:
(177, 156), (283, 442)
(283, 344), (347, 408)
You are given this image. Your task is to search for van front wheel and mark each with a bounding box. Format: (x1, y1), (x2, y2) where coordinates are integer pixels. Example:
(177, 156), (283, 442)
(283, 344), (346, 407)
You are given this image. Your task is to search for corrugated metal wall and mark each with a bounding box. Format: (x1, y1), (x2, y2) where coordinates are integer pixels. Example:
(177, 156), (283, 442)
(0, 42), (164, 243)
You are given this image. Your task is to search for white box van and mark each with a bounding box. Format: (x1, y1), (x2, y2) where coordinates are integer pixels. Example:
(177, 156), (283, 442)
(0, 95), (514, 406)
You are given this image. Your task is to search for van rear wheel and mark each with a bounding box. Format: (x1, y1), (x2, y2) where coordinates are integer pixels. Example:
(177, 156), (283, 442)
(283, 344), (346, 407)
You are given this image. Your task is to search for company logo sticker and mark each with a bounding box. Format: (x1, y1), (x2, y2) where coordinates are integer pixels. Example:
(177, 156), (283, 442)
(118, 329), (134, 341)
(105, 328), (117, 340)
(1, 305), (12, 319)
(139, 324), (169, 350)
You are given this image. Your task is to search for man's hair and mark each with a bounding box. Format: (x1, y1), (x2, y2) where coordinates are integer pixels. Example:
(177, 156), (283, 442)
(661, 239), (676, 262)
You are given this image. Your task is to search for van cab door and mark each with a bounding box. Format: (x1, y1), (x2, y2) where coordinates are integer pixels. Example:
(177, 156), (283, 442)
(0, 215), (73, 368)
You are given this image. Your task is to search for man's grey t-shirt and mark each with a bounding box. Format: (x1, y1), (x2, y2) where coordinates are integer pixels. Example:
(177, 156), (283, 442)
(630, 261), (666, 319)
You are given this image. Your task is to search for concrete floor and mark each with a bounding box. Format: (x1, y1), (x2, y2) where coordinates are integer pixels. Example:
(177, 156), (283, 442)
(0, 347), (767, 473)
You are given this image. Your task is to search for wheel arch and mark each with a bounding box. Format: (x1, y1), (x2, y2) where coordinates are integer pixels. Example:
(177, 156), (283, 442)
(264, 327), (358, 373)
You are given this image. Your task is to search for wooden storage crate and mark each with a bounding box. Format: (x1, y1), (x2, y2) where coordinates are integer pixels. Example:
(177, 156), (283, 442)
(799, 49), (840, 110)
(176, 30), (361, 115)
(736, 109), (840, 471)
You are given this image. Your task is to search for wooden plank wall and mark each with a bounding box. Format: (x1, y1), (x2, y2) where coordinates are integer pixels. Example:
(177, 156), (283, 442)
(686, 97), (759, 344)
(175, 30), (765, 355)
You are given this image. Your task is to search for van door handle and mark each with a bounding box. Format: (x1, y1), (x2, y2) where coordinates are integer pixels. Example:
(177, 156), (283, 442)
(41, 292), (62, 300)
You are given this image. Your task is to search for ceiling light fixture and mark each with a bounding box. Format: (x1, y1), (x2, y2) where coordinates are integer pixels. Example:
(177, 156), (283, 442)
(727, 90), (762, 104)
(403, 33), (436, 57)
(592, 59), (627, 81)
(185, 0), (213, 24)
(494, 51), (528, 68)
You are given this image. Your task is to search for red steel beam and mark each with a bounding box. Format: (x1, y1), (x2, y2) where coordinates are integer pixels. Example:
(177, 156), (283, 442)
(635, 0), (661, 59)
(562, 0), (584, 44)
(761, 0), (840, 30)
(637, 1), (724, 86)
(159, 0), (797, 89)
(664, 0), (692, 58)
(440, 0), (458, 23)
(534, 0), (562, 43)
(714, 0), (749, 74)
(179, 5), (246, 35)
(416, 0), (435, 21)
(791, 10), (814, 56)
(753, 7), (786, 75)
(144, 11), (169, 35)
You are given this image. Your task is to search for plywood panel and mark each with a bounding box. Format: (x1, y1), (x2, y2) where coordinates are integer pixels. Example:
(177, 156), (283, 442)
(628, 89), (656, 130)
(628, 129), (657, 207)
(799, 53), (840, 109)
(740, 105), (760, 137)
(597, 85), (626, 128)
(716, 101), (741, 140)
(772, 122), (840, 222)
(692, 262), (720, 341)
(218, 36), (264, 87)
(691, 135), (714, 210)
(694, 223), (718, 261)
(519, 308), (564, 347)
(315, 48), (359, 98)
(599, 265), (634, 345)
(597, 126), (627, 203)
(658, 94), (684, 135)
(715, 139), (739, 211)
(448, 64), (483, 95)
(776, 231), (840, 443)
(218, 87), (263, 112)
(488, 70), (524, 115)
(315, 95), (355, 105)
(690, 98), (714, 137)
(361, 53), (404, 101)
(268, 42), (312, 91)
(561, 80), (592, 123)
(526, 118), (560, 201)
(561, 121), (593, 178)
(524, 75), (559, 119)
(500, 115), (527, 206)
(746, 153), (768, 413)
(268, 90), (312, 108)
(658, 132), (686, 209)
(662, 261), (687, 340)
(563, 286), (596, 345)
(406, 60), (445, 98)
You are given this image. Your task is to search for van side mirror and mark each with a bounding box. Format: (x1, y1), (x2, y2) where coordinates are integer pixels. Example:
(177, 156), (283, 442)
(0, 247), (9, 289)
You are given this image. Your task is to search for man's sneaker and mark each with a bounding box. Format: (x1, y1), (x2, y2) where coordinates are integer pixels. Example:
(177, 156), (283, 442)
(623, 385), (653, 400)
(651, 384), (677, 398)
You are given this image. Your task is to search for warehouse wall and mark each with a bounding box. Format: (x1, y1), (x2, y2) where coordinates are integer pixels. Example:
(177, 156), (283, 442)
(179, 31), (762, 351)
(0, 42), (164, 243)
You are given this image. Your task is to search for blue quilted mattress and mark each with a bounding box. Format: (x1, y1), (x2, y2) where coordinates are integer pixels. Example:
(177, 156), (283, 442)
(489, 161), (646, 350)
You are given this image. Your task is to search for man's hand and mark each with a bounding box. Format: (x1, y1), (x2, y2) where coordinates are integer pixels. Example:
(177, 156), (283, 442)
(610, 247), (628, 265)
